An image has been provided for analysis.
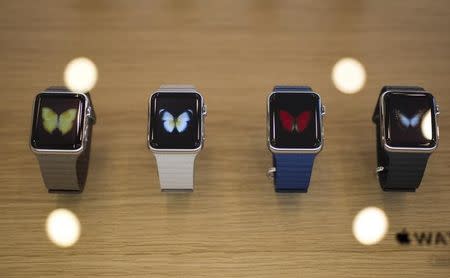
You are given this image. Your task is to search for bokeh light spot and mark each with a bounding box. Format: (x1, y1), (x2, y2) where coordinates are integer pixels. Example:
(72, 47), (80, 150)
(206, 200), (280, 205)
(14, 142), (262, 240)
(64, 57), (98, 93)
(421, 109), (432, 140)
(332, 57), (366, 94)
(46, 208), (81, 248)
(352, 206), (388, 245)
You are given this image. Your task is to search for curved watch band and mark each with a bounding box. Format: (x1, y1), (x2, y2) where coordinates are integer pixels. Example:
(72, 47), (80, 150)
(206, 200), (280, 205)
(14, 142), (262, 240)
(37, 87), (95, 193)
(273, 153), (315, 192)
(372, 86), (430, 191)
(38, 139), (92, 193)
(154, 153), (197, 191)
(272, 86), (317, 192)
(153, 85), (199, 192)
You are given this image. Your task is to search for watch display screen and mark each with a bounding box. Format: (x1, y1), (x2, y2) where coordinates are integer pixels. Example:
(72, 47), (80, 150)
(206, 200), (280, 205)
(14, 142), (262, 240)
(149, 92), (202, 149)
(269, 92), (322, 149)
(384, 91), (436, 148)
(31, 93), (85, 150)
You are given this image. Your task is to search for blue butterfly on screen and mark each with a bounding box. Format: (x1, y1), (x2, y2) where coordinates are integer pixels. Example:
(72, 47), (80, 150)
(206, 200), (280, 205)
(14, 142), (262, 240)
(396, 110), (423, 128)
(159, 109), (193, 133)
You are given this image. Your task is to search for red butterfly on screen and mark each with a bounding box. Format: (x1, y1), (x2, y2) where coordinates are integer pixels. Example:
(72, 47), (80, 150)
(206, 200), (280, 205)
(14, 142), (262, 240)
(279, 110), (312, 133)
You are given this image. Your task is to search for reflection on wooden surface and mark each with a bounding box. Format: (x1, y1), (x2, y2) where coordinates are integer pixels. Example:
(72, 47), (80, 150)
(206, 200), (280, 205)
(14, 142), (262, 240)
(0, 1), (449, 277)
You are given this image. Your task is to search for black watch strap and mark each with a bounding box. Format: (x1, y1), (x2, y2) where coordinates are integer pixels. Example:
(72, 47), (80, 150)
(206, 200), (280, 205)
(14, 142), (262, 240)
(373, 85), (429, 192)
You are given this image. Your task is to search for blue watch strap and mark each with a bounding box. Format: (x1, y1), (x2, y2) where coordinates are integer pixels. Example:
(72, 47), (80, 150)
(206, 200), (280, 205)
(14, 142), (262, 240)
(271, 85), (317, 192)
(273, 153), (315, 192)
(273, 85), (313, 92)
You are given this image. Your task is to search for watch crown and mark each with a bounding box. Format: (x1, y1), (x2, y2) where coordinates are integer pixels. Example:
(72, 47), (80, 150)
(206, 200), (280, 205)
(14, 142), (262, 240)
(202, 105), (207, 116)
(436, 104), (440, 115)
(321, 105), (326, 116)
(86, 106), (96, 123)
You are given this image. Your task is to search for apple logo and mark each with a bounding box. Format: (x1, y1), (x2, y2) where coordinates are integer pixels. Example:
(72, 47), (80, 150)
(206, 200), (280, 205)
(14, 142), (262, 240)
(396, 228), (411, 245)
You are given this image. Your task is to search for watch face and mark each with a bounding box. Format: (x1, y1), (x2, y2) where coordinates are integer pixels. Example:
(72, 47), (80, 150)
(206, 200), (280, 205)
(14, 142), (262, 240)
(269, 92), (322, 149)
(383, 91), (437, 148)
(149, 92), (202, 149)
(31, 92), (85, 150)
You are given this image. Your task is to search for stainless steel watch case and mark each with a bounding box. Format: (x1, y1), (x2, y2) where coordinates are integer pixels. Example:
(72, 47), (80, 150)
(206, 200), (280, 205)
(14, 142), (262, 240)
(378, 90), (439, 154)
(147, 88), (207, 155)
(29, 90), (95, 156)
(266, 90), (325, 154)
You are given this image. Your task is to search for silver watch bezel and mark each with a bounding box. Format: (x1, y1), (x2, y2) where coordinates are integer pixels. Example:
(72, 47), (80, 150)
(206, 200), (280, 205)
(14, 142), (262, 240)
(267, 90), (325, 154)
(147, 88), (206, 155)
(379, 90), (439, 154)
(30, 90), (93, 156)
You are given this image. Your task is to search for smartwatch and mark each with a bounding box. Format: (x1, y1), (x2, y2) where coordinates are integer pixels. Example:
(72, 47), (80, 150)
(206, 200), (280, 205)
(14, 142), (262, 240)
(267, 86), (325, 192)
(30, 86), (96, 193)
(372, 86), (440, 191)
(148, 85), (207, 191)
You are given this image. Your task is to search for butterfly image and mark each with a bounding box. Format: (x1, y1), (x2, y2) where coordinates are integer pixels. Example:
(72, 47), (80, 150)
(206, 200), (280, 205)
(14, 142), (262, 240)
(279, 110), (312, 133)
(159, 109), (193, 133)
(41, 107), (78, 135)
(396, 110), (423, 128)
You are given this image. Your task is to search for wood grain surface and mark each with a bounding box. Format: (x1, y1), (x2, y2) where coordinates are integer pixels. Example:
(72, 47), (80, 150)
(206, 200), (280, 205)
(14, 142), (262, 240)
(1, 1), (449, 277)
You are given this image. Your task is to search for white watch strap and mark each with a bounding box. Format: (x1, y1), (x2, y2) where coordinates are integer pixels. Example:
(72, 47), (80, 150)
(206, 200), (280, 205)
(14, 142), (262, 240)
(153, 84), (200, 191)
(154, 153), (197, 191)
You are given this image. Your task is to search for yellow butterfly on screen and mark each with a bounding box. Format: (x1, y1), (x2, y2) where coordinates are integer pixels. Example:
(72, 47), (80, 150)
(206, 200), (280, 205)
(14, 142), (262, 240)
(41, 107), (78, 135)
